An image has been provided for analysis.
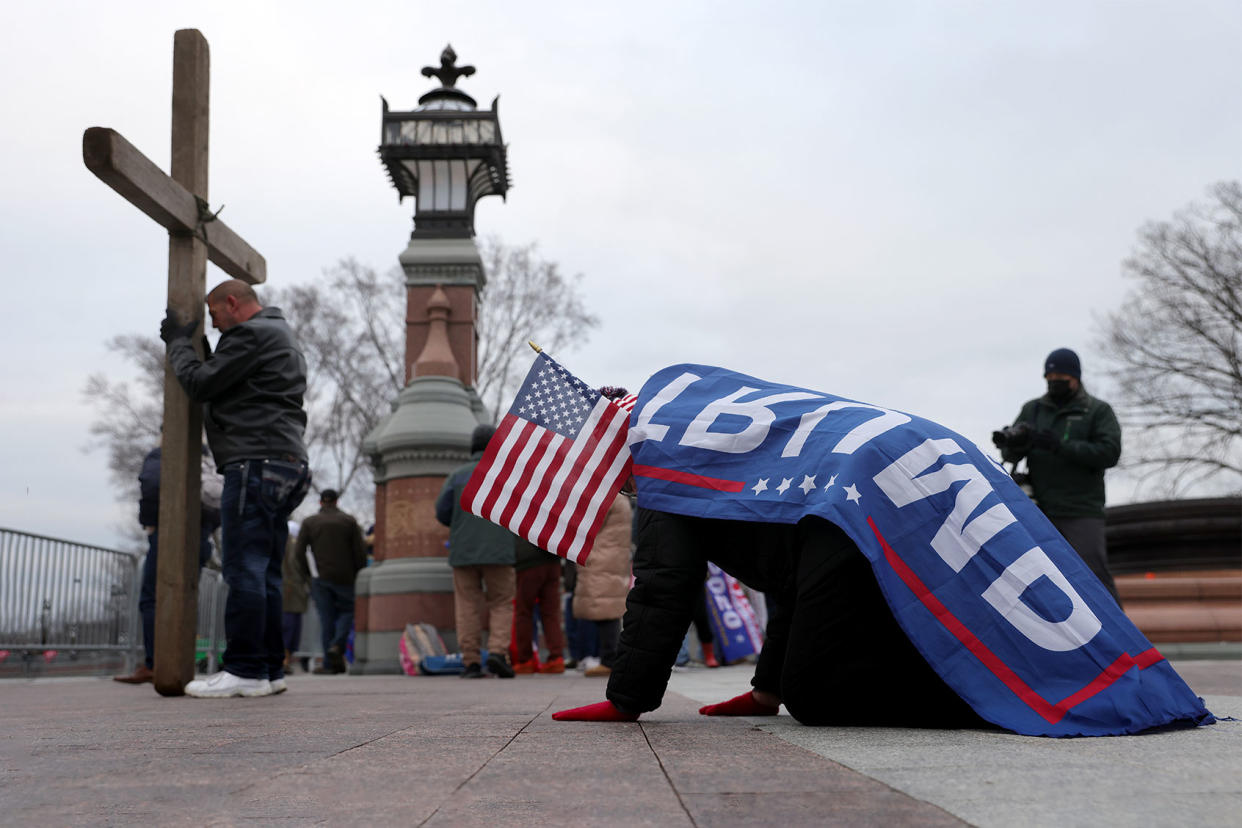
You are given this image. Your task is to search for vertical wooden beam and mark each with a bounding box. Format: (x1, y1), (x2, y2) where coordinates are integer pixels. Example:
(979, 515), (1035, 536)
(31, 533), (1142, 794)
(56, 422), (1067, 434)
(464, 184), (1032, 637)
(153, 29), (210, 697)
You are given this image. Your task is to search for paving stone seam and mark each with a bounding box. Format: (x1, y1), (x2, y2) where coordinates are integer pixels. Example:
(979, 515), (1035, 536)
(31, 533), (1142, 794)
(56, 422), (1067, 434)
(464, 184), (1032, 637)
(415, 706), (546, 827)
(637, 720), (700, 825)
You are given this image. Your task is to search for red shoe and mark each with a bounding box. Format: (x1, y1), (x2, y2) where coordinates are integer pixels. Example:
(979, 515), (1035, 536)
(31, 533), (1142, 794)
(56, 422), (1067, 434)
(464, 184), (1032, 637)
(513, 658), (537, 675)
(701, 642), (720, 668)
(537, 656), (566, 674)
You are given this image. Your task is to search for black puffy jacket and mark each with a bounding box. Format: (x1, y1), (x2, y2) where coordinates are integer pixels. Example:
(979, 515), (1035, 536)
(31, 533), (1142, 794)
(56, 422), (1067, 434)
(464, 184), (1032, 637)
(607, 509), (797, 713)
(167, 307), (308, 469)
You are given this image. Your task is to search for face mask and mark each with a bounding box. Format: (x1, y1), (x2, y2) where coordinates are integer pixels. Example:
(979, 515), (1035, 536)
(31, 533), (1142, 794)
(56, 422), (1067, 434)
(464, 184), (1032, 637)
(1047, 379), (1073, 401)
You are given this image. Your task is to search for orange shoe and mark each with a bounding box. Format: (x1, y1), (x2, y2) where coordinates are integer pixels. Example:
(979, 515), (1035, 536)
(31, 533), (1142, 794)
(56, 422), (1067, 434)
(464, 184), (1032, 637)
(512, 658), (537, 675)
(537, 656), (566, 674)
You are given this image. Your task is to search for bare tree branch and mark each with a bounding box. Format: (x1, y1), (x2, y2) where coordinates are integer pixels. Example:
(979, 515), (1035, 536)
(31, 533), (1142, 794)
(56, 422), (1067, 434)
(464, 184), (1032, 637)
(1096, 181), (1242, 496)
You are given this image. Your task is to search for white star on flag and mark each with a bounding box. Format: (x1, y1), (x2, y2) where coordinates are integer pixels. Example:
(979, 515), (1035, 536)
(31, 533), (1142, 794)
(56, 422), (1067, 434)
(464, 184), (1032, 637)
(798, 474), (817, 495)
(844, 483), (862, 504)
(776, 477), (792, 495)
(751, 478), (769, 495)
(824, 473), (838, 490)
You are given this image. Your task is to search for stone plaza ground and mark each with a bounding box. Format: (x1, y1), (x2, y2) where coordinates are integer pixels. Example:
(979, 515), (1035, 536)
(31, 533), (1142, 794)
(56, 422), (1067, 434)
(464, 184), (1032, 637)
(2, 660), (1238, 826)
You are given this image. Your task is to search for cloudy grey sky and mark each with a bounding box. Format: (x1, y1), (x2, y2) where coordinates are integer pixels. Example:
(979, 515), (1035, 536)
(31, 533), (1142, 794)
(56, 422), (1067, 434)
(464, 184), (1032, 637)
(1, 1), (1238, 549)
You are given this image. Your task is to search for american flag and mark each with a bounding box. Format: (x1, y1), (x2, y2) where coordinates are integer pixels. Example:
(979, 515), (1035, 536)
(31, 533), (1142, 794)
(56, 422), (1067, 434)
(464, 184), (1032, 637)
(461, 352), (635, 563)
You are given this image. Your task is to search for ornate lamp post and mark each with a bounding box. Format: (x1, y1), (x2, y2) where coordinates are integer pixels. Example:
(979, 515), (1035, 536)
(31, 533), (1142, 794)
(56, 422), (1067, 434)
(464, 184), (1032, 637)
(353, 46), (509, 673)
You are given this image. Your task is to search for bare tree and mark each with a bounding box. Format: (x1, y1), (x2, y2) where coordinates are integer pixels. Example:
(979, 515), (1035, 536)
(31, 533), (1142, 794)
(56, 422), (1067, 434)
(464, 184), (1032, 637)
(264, 258), (406, 520)
(82, 334), (165, 548)
(85, 239), (598, 524)
(1097, 181), (1242, 495)
(476, 236), (599, 418)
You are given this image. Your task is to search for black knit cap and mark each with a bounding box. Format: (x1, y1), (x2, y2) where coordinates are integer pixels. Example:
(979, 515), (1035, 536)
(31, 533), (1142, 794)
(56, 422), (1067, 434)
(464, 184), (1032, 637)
(1043, 348), (1081, 379)
(470, 424), (497, 454)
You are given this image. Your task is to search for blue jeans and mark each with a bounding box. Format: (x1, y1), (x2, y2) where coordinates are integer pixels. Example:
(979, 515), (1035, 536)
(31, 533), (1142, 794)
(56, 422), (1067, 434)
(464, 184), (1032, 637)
(139, 527), (214, 669)
(310, 579), (355, 655)
(219, 459), (310, 679)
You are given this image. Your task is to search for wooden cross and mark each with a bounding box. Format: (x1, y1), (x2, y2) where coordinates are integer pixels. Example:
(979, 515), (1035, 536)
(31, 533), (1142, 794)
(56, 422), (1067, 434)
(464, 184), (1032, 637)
(83, 29), (266, 696)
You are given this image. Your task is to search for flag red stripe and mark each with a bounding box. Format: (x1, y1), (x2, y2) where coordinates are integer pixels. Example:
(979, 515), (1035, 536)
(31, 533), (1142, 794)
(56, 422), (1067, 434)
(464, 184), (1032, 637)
(545, 402), (630, 556)
(479, 419), (536, 521)
(535, 404), (619, 551)
(570, 456), (633, 564)
(515, 437), (571, 540)
(633, 464), (746, 493)
(461, 414), (522, 514)
(867, 516), (1161, 726)
(556, 408), (634, 560)
(497, 428), (558, 529)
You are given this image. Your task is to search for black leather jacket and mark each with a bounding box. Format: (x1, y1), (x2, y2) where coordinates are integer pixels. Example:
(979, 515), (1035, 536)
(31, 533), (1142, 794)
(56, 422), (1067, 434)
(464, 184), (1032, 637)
(167, 306), (308, 469)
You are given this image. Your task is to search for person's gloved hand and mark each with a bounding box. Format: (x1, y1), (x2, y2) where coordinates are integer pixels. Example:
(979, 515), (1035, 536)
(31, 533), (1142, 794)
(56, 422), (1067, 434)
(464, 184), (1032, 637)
(1031, 429), (1060, 452)
(160, 308), (198, 343)
(698, 691), (779, 717)
(990, 430), (1007, 449)
(551, 700), (639, 722)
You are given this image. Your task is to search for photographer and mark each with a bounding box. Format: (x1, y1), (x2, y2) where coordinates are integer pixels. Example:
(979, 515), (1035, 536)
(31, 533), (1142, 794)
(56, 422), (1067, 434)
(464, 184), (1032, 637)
(994, 348), (1122, 604)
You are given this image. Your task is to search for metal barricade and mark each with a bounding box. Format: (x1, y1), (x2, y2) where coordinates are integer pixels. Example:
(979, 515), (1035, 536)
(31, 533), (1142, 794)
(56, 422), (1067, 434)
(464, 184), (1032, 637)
(195, 568), (228, 674)
(0, 527), (141, 675)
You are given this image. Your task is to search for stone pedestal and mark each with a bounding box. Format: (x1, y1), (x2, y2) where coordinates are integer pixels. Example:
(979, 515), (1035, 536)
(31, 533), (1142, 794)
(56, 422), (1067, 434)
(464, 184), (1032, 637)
(351, 374), (485, 674)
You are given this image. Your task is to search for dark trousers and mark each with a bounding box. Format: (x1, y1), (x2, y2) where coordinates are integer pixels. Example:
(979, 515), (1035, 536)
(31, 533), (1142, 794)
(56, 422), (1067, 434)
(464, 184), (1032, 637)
(282, 612), (303, 655)
(138, 527), (213, 669)
(691, 590), (713, 645)
(311, 579), (356, 655)
(514, 562), (565, 661)
(219, 459), (310, 680)
(594, 618), (621, 668)
(564, 593), (599, 661)
(1047, 515), (1121, 606)
(753, 518), (985, 728)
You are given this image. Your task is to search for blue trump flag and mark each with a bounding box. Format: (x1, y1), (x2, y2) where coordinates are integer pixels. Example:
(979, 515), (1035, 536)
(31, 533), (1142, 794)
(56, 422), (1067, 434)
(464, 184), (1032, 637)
(628, 364), (1213, 736)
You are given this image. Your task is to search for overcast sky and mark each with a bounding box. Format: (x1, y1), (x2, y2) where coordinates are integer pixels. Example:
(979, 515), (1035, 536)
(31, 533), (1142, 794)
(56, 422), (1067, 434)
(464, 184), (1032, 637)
(1, 1), (1238, 549)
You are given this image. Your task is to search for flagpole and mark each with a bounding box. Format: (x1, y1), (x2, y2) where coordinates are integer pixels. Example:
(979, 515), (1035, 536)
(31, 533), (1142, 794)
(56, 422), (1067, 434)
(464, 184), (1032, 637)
(529, 341), (542, 353)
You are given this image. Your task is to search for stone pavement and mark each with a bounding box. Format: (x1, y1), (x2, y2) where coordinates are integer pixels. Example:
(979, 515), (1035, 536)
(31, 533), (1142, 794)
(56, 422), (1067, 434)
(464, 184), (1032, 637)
(1, 660), (1237, 826)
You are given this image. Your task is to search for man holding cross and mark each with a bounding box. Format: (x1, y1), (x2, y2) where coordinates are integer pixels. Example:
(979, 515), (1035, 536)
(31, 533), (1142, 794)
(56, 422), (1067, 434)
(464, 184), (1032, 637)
(161, 279), (311, 698)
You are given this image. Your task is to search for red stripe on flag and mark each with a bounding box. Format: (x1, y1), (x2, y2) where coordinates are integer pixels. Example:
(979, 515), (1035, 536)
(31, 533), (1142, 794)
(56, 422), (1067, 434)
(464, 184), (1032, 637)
(535, 405), (620, 552)
(633, 464), (745, 493)
(1051, 653), (1137, 716)
(461, 414), (522, 514)
(546, 403), (630, 551)
(497, 428), (558, 529)
(866, 516), (1159, 726)
(478, 419), (536, 520)
(554, 407), (634, 561)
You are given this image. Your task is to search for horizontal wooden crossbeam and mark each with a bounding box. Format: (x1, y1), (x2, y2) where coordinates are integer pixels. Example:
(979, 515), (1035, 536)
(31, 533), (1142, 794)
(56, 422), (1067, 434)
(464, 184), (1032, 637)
(83, 126), (266, 284)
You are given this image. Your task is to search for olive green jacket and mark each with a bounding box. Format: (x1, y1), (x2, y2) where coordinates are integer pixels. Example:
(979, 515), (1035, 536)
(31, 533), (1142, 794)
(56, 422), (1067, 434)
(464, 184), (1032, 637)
(434, 453), (517, 567)
(1002, 387), (1121, 518)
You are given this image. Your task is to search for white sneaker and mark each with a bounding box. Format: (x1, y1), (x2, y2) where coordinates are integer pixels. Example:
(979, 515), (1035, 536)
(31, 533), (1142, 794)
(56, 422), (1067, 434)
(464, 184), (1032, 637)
(185, 671), (272, 698)
(580, 656), (600, 672)
(270, 677), (288, 695)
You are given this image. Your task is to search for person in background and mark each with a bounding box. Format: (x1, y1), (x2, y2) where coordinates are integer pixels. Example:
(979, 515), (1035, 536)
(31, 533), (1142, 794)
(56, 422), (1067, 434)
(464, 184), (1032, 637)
(573, 491), (633, 678)
(294, 489), (367, 675)
(511, 538), (567, 674)
(161, 279), (311, 698)
(281, 519), (310, 674)
(114, 441), (221, 685)
(996, 348), (1123, 604)
(562, 559), (598, 670)
(435, 425), (517, 679)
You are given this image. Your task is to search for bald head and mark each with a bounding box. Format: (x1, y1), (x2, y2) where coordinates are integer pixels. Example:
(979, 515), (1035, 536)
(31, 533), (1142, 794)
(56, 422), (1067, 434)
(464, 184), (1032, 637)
(206, 279), (263, 331)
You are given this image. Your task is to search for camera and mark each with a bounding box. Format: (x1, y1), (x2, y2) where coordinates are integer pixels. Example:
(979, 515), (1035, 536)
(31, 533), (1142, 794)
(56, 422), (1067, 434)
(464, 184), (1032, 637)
(991, 422), (1032, 450)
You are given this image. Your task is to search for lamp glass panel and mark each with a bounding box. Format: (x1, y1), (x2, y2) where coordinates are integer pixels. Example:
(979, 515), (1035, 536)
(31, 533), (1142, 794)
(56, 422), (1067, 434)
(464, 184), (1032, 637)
(417, 160), (434, 206)
(433, 160), (451, 210)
